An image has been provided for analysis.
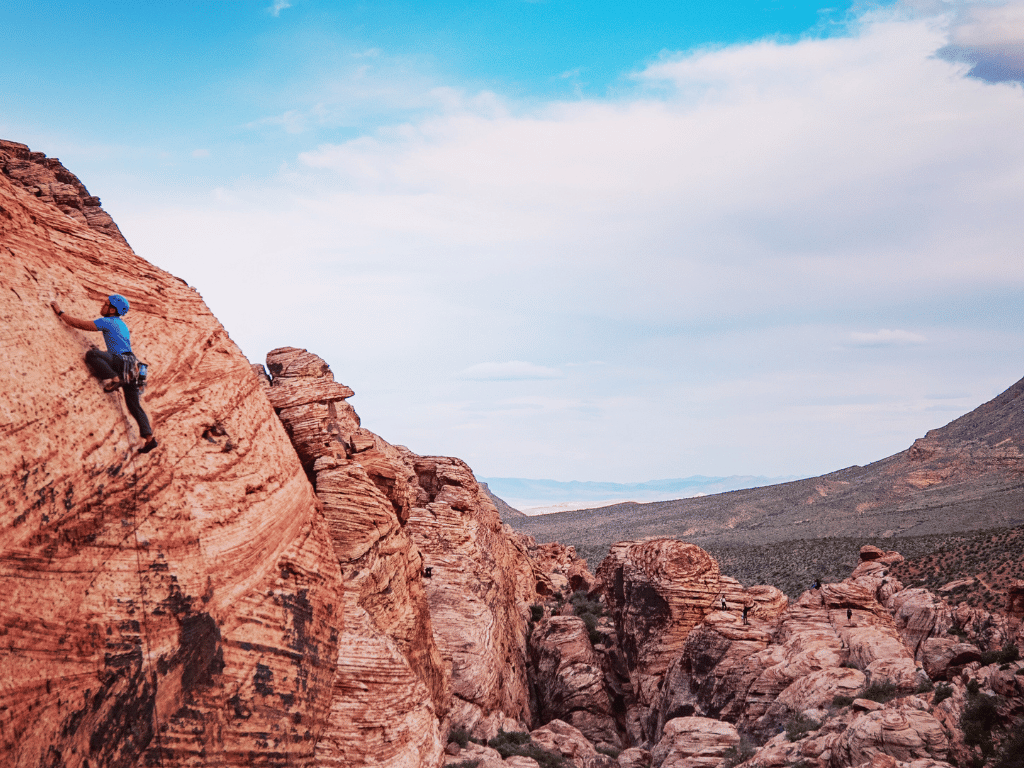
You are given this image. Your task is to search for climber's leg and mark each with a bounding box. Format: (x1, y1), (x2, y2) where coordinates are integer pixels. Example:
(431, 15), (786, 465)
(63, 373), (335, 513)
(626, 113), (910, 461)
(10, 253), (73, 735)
(85, 349), (120, 382)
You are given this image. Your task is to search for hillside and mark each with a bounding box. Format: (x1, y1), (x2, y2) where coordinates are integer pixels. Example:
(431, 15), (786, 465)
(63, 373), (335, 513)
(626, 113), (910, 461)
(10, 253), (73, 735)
(509, 375), (1024, 576)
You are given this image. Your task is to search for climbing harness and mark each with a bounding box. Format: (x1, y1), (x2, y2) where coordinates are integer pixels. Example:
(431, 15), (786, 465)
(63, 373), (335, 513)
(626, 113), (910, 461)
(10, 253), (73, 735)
(118, 352), (148, 390)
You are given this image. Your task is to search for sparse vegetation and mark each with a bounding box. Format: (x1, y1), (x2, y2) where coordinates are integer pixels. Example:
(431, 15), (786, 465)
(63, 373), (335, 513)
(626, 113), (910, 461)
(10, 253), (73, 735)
(961, 680), (1003, 759)
(916, 678), (935, 694)
(934, 683), (954, 704)
(992, 718), (1024, 768)
(832, 695), (855, 708)
(979, 644), (1019, 668)
(569, 589), (605, 646)
(722, 733), (758, 767)
(785, 714), (821, 742)
(488, 729), (566, 768)
(858, 679), (899, 704)
(530, 604), (545, 623)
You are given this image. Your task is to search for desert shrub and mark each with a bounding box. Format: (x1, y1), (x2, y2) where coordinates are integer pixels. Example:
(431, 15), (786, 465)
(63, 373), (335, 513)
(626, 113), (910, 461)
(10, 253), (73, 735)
(530, 604), (545, 623)
(992, 718), (1024, 768)
(448, 762), (480, 768)
(570, 590), (604, 617)
(449, 726), (472, 748)
(934, 684), (955, 704)
(785, 714), (821, 742)
(980, 644), (1020, 667)
(962, 689), (1002, 757)
(597, 745), (622, 759)
(488, 730), (566, 768)
(916, 678), (935, 694)
(722, 733), (758, 768)
(832, 695), (855, 708)
(859, 679), (899, 704)
(950, 626), (968, 638)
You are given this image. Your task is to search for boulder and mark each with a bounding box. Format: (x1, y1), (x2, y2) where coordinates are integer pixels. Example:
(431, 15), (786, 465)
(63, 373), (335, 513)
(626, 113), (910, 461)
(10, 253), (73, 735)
(828, 709), (948, 768)
(530, 719), (600, 768)
(651, 716), (740, 768)
(529, 615), (619, 746)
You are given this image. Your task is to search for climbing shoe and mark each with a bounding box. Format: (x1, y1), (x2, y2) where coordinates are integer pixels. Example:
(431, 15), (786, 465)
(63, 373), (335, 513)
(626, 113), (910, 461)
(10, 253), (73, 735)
(138, 438), (158, 454)
(104, 379), (122, 392)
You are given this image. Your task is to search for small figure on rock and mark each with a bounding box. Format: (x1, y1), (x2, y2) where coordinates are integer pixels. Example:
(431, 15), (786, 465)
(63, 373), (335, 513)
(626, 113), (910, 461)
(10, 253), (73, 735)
(812, 579), (821, 590)
(721, 598), (727, 611)
(847, 607), (853, 624)
(742, 604), (750, 624)
(52, 294), (157, 454)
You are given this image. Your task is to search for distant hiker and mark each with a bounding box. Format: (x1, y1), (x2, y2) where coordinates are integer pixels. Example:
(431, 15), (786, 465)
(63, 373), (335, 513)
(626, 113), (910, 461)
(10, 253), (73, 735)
(812, 579), (821, 590)
(721, 598), (727, 611)
(847, 607), (853, 624)
(742, 605), (750, 625)
(52, 294), (157, 454)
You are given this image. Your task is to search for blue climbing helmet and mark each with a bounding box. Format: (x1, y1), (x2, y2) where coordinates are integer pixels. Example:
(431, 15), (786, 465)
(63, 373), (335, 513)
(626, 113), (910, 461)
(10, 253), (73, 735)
(108, 294), (130, 316)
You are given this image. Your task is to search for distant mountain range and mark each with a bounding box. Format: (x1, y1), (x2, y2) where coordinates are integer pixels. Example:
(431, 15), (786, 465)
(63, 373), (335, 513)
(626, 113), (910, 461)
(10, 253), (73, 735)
(479, 475), (799, 513)
(507, 373), (1024, 586)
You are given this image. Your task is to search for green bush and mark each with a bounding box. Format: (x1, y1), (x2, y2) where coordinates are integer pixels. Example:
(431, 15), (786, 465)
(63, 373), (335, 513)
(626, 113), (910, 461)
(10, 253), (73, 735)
(785, 714), (821, 742)
(832, 695), (855, 708)
(992, 718), (1024, 768)
(934, 684), (954, 704)
(858, 679), (899, 704)
(962, 690), (1001, 757)
(722, 733), (758, 768)
(488, 730), (566, 768)
(979, 644), (1020, 667)
(916, 678), (935, 694)
(530, 604), (545, 623)
(449, 726), (472, 748)
(570, 590), (604, 617)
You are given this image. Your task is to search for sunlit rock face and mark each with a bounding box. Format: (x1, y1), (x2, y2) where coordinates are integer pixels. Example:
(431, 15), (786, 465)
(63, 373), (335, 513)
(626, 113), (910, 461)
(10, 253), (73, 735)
(0, 142), (343, 766)
(264, 346), (541, 745)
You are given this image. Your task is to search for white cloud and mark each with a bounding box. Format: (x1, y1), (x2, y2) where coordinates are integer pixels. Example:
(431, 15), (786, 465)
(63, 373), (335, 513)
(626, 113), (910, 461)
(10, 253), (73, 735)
(936, 0), (1024, 82)
(268, 0), (291, 17)
(122, 8), (1024, 480)
(848, 329), (929, 346)
(458, 362), (563, 381)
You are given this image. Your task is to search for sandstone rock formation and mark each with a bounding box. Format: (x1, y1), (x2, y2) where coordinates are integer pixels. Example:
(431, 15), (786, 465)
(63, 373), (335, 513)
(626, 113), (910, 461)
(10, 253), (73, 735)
(1, 143), (343, 765)
(1, 139), (127, 244)
(529, 615), (619, 746)
(263, 346), (539, 743)
(650, 716), (739, 768)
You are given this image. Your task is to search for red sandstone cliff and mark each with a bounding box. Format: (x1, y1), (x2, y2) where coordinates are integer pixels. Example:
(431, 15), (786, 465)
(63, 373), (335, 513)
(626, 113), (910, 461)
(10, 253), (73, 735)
(1, 142), (343, 766)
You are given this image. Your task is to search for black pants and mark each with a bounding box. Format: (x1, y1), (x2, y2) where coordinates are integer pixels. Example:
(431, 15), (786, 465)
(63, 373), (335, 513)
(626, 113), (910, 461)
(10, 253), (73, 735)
(85, 349), (153, 438)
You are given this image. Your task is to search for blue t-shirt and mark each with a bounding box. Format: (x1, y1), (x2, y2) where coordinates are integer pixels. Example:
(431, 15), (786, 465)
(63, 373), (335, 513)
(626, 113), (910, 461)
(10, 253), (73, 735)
(94, 316), (132, 355)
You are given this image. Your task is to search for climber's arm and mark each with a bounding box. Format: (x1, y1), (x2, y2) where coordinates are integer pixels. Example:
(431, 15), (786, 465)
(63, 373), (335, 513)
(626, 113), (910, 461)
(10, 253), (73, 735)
(51, 301), (98, 331)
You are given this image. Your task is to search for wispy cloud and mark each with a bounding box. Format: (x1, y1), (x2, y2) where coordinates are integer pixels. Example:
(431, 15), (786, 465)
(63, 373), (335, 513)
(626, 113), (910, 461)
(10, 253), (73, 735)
(268, 0), (291, 17)
(848, 329), (928, 347)
(458, 362), (563, 381)
(935, 0), (1024, 83)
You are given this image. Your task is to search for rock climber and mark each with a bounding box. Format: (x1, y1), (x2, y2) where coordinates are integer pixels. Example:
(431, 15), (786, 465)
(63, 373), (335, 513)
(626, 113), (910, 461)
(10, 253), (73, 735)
(847, 607), (853, 624)
(51, 294), (158, 454)
(742, 604), (750, 625)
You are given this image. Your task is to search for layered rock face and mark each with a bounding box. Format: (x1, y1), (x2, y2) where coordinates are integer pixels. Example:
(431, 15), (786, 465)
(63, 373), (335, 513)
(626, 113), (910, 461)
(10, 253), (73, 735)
(262, 347), (449, 767)
(1, 145), (342, 765)
(262, 347), (540, 747)
(1, 140), (127, 244)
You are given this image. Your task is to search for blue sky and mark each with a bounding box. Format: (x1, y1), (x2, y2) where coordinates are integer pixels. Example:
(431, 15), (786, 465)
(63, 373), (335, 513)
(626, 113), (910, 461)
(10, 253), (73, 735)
(3, 0), (1023, 483)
